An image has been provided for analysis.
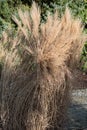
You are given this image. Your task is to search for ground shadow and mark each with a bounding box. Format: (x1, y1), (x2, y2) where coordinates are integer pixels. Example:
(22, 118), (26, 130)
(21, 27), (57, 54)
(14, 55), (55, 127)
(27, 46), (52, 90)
(67, 102), (87, 130)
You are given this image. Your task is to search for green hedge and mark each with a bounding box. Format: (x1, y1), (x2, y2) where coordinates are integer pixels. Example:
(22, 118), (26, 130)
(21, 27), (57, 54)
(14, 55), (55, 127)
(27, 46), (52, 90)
(0, 0), (87, 31)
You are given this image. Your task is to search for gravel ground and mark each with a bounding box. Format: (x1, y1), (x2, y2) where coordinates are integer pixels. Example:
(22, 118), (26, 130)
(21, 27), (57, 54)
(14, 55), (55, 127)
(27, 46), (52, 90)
(67, 89), (87, 130)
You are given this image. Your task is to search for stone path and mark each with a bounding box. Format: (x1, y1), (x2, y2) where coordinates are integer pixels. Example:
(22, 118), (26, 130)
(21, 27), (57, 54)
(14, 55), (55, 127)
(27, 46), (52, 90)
(67, 89), (87, 130)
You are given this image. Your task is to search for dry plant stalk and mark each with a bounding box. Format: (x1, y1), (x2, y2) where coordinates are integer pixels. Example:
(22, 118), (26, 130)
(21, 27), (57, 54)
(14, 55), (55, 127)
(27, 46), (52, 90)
(0, 2), (86, 130)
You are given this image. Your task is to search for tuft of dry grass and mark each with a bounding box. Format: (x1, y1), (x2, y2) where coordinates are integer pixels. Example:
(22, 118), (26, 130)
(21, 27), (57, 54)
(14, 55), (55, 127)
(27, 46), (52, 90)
(0, 2), (87, 130)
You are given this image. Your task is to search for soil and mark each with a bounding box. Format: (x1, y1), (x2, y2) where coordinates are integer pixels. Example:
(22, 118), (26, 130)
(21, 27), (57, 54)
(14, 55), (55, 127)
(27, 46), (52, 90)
(72, 69), (87, 90)
(67, 69), (87, 130)
(67, 89), (87, 130)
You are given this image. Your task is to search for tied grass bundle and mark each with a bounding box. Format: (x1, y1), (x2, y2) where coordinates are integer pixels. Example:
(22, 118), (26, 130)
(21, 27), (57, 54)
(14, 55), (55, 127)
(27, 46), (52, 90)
(0, 2), (86, 130)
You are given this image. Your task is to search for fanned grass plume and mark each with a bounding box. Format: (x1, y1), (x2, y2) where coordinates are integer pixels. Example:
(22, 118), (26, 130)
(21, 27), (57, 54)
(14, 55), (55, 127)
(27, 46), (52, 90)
(0, 2), (87, 130)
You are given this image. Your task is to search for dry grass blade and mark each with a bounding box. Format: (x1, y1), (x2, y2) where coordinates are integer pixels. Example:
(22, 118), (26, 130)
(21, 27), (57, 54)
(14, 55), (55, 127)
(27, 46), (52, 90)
(30, 1), (40, 38)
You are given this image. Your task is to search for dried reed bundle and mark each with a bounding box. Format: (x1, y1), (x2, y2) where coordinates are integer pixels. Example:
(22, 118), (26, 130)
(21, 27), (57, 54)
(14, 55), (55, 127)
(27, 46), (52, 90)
(0, 2), (86, 130)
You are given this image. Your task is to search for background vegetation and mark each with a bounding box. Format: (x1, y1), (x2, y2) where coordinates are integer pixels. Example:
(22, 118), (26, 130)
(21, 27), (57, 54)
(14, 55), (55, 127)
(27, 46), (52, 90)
(0, 0), (87, 71)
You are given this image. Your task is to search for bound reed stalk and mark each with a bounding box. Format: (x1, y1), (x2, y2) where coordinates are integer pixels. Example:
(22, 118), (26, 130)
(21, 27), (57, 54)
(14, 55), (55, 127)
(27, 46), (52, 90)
(0, 2), (86, 130)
